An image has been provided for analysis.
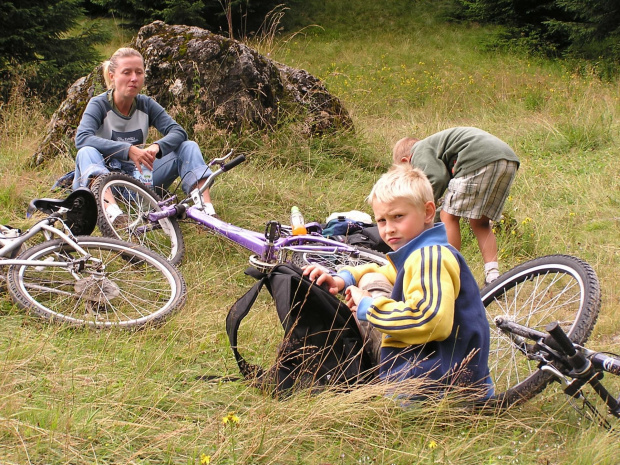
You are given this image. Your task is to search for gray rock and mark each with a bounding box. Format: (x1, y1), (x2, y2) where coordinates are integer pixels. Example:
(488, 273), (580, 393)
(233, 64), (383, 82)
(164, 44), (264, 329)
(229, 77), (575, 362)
(31, 21), (353, 166)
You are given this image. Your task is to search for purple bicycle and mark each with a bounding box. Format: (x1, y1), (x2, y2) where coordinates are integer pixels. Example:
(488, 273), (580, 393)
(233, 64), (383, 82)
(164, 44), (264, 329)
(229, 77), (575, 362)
(90, 156), (620, 426)
(91, 151), (388, 271)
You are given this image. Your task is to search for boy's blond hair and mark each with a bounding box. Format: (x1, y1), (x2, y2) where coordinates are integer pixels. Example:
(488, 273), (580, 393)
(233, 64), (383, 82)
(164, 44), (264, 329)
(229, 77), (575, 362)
(392, 137), (419, 164)
(367, 163), (434, 210)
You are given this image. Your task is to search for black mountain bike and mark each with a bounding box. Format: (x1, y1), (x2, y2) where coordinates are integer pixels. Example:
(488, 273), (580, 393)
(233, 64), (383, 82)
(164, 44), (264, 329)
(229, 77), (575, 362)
(481, 254), (619, 428)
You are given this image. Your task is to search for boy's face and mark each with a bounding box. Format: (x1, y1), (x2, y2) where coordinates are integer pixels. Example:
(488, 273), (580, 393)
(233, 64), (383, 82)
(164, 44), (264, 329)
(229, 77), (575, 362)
(373, 197), (435, 251)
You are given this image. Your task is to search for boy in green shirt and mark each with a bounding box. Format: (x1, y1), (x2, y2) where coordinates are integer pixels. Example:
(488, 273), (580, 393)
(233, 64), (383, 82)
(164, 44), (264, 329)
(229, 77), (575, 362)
(393, 127), (519, 285)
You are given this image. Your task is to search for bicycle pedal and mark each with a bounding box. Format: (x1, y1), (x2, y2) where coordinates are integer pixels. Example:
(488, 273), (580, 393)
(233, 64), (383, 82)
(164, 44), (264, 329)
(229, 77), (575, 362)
(265, 221), (281, 243)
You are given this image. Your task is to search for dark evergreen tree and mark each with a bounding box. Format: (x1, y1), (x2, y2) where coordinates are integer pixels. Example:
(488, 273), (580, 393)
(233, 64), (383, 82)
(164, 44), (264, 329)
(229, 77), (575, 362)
(453, 0), (620, 63)
(84, 0), (167, 27)
(0, 0), (108, 101)
(82, 0), (284, 37)
(552, 0), (620, 59)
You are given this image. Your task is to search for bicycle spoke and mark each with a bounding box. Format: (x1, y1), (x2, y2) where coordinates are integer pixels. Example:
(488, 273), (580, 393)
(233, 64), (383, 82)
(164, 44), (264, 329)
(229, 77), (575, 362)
(482, 255), (600, 407)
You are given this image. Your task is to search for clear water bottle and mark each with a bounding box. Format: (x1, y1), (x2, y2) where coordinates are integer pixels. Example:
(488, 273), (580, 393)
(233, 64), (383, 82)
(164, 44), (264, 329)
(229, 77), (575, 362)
(134, 165), (153, 188)
(290, 206), (307, 236)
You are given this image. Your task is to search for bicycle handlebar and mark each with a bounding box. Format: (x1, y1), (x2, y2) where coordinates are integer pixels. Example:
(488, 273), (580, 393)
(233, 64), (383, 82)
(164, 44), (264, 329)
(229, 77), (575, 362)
(208, 149), (235, 166)
(181, 152), (247, 207)
(496, 317), (620, 376)
(223, 155), (246, 171)
(545, 321), (577, 355)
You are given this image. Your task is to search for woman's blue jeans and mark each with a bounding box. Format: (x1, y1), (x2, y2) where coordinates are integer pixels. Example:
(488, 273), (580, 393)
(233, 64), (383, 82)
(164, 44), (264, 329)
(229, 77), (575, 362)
(72, 140), (212, 194)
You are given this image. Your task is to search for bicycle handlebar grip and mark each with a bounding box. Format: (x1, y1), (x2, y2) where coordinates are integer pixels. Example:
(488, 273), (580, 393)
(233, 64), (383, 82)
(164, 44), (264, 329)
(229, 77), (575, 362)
(545, 321), (576, 355)
(223, 155), (246, 172)
(545, 321), (589, 373)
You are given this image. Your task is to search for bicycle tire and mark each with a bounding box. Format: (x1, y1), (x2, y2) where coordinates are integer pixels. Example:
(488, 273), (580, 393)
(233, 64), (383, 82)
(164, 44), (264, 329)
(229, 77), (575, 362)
(92, 173), (185, 265)
(291, 245), (389, 273)
(6, 236), (186, 328)
(481, 254), (601, 407)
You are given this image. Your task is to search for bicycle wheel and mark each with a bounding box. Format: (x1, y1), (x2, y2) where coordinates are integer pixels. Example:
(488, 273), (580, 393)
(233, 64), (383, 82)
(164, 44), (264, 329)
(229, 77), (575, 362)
(291, 245), (389, 273)
(7, 236), (186, 328)
(481, 254), (601, 407)
(92, 173), (185, 265)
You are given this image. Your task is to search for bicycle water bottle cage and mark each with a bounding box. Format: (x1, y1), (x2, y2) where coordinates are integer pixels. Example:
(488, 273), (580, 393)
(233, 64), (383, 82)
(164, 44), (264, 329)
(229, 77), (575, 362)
(27, 188), (98, 236)
(265, 221), (281, 244)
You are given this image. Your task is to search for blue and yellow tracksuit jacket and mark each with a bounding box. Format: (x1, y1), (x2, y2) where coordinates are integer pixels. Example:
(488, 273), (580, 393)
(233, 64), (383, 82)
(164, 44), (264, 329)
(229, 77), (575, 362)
(337, 223), (493, 395)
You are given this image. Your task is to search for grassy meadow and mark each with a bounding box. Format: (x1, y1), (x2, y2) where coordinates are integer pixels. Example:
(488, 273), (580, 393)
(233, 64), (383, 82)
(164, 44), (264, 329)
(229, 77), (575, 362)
(1, 0), (619, 463)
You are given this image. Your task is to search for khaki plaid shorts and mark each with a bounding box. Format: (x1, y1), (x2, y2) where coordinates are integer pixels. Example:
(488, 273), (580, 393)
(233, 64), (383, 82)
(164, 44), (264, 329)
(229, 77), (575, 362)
(442, 160), (518, 221)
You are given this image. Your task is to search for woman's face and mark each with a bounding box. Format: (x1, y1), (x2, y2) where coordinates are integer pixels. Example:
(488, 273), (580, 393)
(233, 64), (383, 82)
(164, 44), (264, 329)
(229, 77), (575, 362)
(110, 55), (145, 101)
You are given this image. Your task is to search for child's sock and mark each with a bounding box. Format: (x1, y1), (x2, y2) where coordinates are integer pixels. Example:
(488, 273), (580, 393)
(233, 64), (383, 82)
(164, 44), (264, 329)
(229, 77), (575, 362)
(106, 203), (123, 221)
(484, 261), (500, 284)
(203, 202), (216, 216)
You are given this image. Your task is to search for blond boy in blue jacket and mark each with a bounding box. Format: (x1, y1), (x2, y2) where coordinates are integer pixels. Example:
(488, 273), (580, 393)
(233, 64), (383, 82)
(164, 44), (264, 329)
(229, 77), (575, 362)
(304, 164), (493, 398)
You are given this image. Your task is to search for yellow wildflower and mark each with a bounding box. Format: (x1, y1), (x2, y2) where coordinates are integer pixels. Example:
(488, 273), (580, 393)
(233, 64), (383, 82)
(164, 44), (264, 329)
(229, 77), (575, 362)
(222, 412), (240, 425)
(429, 440), (438, 449)
(200, 454), (211, 465)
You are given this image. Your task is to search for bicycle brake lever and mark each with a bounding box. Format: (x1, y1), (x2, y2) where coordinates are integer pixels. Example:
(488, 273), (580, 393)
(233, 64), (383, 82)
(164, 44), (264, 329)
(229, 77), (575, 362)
(208, 149), (235, 168)
(541, 364), (571, 387)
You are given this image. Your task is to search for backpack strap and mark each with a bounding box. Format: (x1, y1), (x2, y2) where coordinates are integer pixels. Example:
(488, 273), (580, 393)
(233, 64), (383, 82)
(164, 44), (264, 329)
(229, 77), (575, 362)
(225, 268), (268, 381)
(225, 264), (303, 382)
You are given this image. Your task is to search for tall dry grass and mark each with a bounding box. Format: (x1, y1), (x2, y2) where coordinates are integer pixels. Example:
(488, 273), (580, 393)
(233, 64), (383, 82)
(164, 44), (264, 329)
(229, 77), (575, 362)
(0, 0), (619, 463)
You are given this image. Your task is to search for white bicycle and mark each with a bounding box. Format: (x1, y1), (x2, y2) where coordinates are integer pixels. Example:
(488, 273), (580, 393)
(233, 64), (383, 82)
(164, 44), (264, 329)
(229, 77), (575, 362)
(0, 188), (186, 328)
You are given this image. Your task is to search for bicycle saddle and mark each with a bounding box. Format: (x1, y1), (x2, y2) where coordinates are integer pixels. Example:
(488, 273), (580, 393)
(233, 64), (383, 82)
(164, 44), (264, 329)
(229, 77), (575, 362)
(27, 188), (98, 236)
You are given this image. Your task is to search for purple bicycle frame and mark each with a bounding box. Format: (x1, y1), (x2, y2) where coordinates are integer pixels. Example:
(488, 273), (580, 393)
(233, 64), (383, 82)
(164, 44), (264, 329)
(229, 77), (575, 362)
(148, 202), (362, 265)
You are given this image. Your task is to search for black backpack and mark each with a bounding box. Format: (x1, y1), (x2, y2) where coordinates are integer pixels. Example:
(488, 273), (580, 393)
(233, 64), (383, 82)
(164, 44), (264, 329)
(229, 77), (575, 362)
(323, 224), (392, 254)
(341, 225), (392, 254)
(225, 264), (377, 395)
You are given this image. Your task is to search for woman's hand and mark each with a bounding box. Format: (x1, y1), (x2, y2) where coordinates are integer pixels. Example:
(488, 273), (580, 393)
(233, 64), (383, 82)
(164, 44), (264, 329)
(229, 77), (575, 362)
(144, 143), (160, 159)
(128, 144), (158, 171)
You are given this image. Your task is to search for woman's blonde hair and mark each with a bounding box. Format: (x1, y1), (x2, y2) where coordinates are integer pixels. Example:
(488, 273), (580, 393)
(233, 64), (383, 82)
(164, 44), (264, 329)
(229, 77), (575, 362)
(367, 163), (433, 210)
(102, 47), (144, 89)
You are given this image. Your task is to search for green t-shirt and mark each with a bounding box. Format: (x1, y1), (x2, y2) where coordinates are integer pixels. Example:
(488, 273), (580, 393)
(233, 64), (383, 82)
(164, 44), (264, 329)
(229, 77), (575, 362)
(410, 127), (520, 202)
